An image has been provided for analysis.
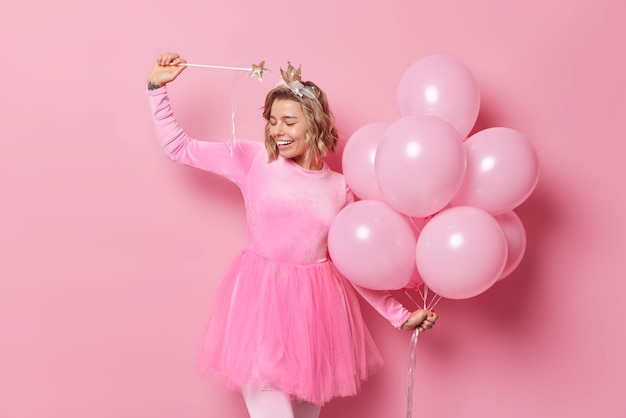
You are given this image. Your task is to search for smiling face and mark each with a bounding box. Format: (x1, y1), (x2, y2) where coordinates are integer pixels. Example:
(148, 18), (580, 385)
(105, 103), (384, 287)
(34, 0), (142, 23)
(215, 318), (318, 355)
(268, 99), (318, 170)
(263, 81), (338, 170)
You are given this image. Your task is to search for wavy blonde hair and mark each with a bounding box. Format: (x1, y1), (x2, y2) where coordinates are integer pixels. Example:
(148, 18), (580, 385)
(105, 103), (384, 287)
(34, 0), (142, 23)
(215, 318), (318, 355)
(262, 81), (339, 165)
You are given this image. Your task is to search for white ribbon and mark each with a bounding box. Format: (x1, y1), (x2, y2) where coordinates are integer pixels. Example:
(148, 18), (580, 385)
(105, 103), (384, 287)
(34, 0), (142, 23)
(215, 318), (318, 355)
(406, 329), (420, 418)
(404, 284), (442, 418)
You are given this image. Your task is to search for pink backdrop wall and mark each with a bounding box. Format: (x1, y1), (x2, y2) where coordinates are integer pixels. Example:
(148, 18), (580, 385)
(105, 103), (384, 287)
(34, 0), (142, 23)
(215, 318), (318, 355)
(1, 0), (624, 417)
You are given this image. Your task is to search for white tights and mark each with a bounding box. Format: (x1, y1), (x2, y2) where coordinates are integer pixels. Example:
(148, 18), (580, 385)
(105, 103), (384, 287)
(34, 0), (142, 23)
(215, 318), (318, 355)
(242, 382), (322, 418)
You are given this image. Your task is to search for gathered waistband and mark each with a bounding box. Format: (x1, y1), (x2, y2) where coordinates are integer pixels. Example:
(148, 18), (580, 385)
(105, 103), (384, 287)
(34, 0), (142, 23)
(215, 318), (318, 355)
(242, 248), (330, 267)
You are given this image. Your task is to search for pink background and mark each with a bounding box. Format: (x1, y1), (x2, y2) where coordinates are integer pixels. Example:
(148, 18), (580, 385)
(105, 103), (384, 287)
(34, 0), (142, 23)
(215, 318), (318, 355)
(1, 0), (624, 417)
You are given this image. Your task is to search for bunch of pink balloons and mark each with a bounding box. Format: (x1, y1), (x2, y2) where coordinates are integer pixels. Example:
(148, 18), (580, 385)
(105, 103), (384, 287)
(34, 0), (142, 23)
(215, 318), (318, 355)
(330, 54), (539, 300)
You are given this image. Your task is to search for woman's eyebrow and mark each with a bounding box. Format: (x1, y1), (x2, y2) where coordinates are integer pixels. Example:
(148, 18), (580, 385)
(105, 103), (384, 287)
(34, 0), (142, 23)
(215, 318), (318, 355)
(270, 115), (298, 120)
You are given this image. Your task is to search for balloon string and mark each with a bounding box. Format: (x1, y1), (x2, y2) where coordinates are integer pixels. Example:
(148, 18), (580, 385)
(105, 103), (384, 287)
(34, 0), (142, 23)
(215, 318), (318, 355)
(404, 290), (423, 310)
(428, 295), (442, 311)
(228, 71), (246, 156)
(416, 288), (426, 308)
(409, 284), (441, 311)
(406, 329), (420, 418)
(407, 217), (423, 233)
(403, 285), (441, 417)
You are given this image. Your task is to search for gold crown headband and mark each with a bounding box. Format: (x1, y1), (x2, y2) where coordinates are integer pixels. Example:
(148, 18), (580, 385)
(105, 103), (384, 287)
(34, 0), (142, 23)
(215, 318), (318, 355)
(277, 61), (317, 100)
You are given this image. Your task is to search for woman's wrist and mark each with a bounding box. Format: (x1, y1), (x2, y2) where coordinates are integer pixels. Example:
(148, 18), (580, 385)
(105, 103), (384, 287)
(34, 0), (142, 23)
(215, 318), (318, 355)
(147, 80), (162, 90)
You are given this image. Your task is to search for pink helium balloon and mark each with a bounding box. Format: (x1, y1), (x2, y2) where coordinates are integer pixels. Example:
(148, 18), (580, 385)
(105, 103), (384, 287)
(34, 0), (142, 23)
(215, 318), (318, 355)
(328, 200), (416, 290)
(375, 115), (466, 218)
(342, 123), (389, 201)
(397, 55), (480, 138)
(451, 127), (539, 215)
(494, 211), (527, 280)
(415, 206), (507, 299)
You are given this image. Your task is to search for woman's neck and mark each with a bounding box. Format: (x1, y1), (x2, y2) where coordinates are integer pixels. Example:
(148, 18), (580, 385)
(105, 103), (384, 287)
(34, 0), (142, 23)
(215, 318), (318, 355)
(293, 156), (323, 171)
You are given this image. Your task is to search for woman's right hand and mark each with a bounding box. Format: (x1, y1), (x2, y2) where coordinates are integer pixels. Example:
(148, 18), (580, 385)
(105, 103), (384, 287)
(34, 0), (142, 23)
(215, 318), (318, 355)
(147, 52), (187, 87)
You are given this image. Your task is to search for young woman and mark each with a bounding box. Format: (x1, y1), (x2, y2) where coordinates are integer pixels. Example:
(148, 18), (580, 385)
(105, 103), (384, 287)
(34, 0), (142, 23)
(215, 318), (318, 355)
(147, 53), (437, 418)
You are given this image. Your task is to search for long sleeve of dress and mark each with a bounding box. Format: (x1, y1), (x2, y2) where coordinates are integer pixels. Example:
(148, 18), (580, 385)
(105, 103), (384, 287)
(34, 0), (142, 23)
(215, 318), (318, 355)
(352, 285), (411, 329)
(147, 86), (262, 185)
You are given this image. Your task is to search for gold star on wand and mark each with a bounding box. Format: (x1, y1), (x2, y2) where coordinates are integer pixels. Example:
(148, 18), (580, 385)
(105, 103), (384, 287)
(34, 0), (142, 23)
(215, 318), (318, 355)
(250, 60), (270, 81)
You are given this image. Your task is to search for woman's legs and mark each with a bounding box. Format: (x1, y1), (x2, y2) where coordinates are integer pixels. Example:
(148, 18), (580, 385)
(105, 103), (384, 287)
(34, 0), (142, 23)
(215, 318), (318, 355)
(242, 382), (322, 418)
(242, 382), (294, 418)
(291, 399), (321, 418)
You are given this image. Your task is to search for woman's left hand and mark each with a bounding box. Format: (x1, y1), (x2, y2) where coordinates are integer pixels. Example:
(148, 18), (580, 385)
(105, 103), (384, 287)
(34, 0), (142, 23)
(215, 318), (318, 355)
(401, 309), (437, 332)
(147, 52), (187, 87)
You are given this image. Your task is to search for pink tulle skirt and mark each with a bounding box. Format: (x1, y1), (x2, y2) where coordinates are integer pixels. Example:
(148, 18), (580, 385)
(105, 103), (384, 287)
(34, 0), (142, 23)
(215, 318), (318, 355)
(197, 250), (383, 405)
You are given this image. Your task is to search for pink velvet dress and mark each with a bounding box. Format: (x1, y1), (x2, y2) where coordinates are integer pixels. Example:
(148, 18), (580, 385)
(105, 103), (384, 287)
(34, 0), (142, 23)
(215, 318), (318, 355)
(148, 86), (411, 405)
